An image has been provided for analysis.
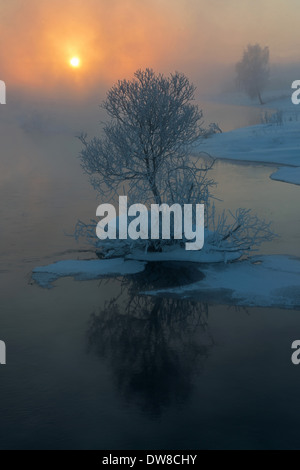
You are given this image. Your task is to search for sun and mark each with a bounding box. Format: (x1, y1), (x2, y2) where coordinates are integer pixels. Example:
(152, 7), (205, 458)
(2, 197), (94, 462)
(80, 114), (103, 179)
(70, 57), (81, 68)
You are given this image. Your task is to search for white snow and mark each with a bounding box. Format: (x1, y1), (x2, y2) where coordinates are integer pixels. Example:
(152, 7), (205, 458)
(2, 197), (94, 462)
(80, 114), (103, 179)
(197, 93), (300, 186)
(270, 166), (300, 185)
(145, 255), (300, 309)
(197, 122), (300, 167)
(32, 254), (300, 309)
(32, 258), (146, 288)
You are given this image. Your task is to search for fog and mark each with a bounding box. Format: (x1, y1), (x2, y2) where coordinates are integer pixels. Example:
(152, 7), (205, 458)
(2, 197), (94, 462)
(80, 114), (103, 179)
(0, 0), (299, 183)
(1, 0), (299, 93)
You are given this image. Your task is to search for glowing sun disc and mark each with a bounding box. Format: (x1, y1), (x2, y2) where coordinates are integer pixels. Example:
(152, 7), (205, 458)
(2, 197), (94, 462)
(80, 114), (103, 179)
(70, 57), (80, 68)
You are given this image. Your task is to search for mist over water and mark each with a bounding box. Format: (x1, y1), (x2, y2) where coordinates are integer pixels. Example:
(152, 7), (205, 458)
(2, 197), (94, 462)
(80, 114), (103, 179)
(0, 0), (300, 450)
(0, 93), (299, 449)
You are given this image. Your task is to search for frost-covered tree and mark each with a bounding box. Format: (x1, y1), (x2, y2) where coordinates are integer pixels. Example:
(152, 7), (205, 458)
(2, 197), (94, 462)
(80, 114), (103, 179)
(79, 69), (214, 207)
(76, 69), (276, 259)
(236, 44), (270, 105)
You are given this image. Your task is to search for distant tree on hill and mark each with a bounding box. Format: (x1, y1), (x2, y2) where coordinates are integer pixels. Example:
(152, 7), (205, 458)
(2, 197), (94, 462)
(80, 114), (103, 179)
(236, 44), (270, 105)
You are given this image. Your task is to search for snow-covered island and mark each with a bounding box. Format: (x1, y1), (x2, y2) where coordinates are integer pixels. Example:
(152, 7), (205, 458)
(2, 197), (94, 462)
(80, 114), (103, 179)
(33, 76), (300, 310)
(33, 254), (300, 309)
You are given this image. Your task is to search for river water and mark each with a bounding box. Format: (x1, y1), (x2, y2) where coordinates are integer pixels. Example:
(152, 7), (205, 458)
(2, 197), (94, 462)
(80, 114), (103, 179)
(0, 100), (299, 450)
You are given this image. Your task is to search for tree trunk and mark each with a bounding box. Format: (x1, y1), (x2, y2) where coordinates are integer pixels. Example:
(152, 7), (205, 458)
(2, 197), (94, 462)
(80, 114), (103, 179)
(152, 186), (162, 205)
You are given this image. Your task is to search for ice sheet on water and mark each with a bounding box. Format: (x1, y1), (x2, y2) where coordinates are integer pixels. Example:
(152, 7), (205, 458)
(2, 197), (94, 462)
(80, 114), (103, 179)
(32, 254), (300, 309)
(195, 113), (300, 186)
(32, 258), (146, 288)
(145, 255), (300, 309)
(271, 167), (300, 186)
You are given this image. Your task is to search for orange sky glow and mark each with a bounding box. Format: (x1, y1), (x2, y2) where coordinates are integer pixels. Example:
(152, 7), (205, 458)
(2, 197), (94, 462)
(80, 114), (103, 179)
(0, 0), (299, 95)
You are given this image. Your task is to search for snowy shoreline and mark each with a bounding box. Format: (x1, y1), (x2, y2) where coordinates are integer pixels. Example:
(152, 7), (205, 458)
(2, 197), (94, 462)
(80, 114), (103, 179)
(32, 258), (146, 289)
(197, 92), (300, 185)
(32, 255), (300, 310)
(144, 255), (300, 310)
(270, 166), (300, 186)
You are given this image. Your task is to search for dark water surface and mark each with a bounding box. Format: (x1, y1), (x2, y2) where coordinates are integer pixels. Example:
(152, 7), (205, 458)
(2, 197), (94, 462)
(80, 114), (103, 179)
(0, 102), (299, 450)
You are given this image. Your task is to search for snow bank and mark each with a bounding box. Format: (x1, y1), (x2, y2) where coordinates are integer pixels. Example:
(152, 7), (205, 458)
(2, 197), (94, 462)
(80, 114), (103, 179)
(196, 92), (300, 186)
(33, 254), (300, 309)
(32, 258), (146, 288)
(271, 166), (300, 185)
(196, 122), (300, 168)
(145, 256), (300, 309)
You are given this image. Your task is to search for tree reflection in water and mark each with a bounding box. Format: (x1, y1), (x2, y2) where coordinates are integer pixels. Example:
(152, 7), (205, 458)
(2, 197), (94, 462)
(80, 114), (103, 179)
(87, 262), (214, 416)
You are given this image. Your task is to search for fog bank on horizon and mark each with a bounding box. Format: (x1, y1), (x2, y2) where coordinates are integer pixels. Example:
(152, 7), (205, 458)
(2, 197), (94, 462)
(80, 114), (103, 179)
(0, 0), (299, 99)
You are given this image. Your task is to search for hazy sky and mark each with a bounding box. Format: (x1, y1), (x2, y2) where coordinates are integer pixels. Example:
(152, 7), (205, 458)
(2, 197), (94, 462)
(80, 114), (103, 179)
(0, 0), (299, 94)
(0, 0), (298, 255)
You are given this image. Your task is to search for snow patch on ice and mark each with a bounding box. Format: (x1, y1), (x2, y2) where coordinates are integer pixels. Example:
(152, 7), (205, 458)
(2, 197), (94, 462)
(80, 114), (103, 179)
(145, 255), (300, 309)
(271, 166), (300, 185)
(196, 92), (300, 186)
(197, 122), (300, 167)
(32, 258), (146, 288)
